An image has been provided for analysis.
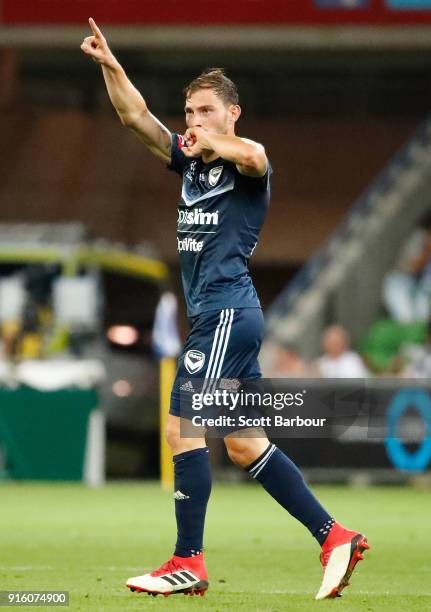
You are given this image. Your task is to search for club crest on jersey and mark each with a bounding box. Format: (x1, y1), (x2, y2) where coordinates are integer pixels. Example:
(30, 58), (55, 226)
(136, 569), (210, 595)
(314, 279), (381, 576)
(209, 166), (223, 187)
(184, 349), (205, 374)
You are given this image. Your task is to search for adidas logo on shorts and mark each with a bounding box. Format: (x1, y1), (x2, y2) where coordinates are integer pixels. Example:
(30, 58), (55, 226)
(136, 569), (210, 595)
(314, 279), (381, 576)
(180, 380), (195, 392)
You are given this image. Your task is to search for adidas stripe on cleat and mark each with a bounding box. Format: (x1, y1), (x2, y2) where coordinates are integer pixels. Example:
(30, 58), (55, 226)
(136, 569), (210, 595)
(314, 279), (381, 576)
(315, 522), (370, 600)
(126, 554), (208, 597)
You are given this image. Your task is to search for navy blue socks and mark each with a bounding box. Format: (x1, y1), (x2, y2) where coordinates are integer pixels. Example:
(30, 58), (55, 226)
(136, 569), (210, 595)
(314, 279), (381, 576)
(172, 443), (332, 556)
(246, 443), (333, 546)
(173, 448), (212, 557)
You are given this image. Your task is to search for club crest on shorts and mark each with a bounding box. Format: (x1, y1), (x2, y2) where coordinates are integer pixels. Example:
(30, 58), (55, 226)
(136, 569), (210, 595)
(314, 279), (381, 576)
(184, 349), (205, 374)
(209, 166), (223, 187)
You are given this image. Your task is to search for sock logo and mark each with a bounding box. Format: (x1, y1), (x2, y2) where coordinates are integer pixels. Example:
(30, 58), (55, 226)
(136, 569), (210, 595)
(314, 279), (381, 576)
(184, 350), (205, 374)
(173, 490), (190, 500)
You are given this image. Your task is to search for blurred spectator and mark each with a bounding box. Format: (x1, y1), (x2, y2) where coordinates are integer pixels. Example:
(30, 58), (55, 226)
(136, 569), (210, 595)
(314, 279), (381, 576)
(401, 320), (431, 378)
(0, 267), (69, 363)
(17, 299), (43, 360)
(317, 325), (368, 378)
(270, 344), (316, 377)
(382, 217), (431, 323)
(1, 297), (43, 362)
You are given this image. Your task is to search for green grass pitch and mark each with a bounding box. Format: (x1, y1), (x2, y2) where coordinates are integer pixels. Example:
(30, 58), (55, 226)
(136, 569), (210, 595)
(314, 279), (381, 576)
(1, 482), (430, 611)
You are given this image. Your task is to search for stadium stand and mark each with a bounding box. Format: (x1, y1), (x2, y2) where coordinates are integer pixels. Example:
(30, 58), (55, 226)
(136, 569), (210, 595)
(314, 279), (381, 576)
(264, 113), (431, 362)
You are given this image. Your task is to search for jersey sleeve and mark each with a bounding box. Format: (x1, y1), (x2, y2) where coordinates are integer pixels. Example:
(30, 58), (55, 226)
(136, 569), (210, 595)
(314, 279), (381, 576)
(238, 160), (273, 193)
(167, 133), (187, 176)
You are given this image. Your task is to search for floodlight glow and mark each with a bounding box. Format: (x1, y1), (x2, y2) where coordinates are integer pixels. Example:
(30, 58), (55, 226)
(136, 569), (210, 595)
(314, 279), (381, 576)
(112, 379), (133, 397)
(107, 325), (139, 346)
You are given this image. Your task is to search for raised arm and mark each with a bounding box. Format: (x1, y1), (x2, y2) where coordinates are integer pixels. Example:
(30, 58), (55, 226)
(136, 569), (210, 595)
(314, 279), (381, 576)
(81, 18), (172, 163)
(184, 128), (267, 177)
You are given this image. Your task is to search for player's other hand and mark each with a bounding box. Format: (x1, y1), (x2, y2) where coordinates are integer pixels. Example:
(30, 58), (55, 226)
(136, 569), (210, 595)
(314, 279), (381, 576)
(81, 18), (117, 69)
(183, 127), (212, 157)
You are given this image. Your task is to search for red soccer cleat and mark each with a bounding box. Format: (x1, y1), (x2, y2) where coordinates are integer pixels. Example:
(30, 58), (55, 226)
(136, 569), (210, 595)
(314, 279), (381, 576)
(315, 522), (369, 599)
(126, 553), (208, 597)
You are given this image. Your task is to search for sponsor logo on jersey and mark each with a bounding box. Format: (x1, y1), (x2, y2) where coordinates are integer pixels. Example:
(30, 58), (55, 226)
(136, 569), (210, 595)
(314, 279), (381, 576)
(177, 237), (203, 252)
(184, 349), (206, 374)
(209, 166), (223, 187)
(177, 208), (219, 226)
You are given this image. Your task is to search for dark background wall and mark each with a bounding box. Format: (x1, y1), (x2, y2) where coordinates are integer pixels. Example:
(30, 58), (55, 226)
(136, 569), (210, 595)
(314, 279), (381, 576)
(1, 44), (431, 326)
(0, 111), (418, 262)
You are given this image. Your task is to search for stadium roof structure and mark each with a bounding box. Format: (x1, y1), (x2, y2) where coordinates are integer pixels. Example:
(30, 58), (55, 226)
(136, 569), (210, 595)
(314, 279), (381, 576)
(3, 25), (431, 51)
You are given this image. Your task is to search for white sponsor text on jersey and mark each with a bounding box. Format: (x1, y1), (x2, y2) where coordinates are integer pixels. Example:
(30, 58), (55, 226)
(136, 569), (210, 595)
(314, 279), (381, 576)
(178, 208), (219, 226)
(177, 237), (204, 252)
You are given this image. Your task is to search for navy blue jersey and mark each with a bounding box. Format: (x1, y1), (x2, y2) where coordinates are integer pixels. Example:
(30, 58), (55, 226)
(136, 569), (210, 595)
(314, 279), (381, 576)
(168, 133), (272, 317)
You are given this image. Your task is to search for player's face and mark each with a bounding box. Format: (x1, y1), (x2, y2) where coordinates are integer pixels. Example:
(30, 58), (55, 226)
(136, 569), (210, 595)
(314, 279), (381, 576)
(184, 88), (236, 135)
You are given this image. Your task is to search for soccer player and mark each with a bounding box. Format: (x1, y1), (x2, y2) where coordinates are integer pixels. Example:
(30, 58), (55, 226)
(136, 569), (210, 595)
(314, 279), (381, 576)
(81, 18), (369, 600)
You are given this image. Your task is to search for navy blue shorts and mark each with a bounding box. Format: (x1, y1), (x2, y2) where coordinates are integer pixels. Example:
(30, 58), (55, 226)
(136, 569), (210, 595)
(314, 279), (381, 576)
(170, 307), (264, 417)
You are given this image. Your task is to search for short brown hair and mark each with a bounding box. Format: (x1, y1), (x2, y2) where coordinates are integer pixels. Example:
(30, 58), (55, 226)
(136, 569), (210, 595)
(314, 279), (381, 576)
(183, 68), (239, 106)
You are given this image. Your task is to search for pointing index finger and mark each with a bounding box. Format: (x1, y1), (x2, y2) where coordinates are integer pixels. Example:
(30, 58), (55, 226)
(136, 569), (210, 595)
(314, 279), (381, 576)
(89, 17), (103, 39)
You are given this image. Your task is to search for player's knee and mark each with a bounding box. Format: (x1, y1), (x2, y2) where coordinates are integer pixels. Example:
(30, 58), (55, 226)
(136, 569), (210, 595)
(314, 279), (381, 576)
(225, 437), (269, 468)
(165, 417), (206, 454)
(165, 418), (181, 451)
(226, 444), (248, 467)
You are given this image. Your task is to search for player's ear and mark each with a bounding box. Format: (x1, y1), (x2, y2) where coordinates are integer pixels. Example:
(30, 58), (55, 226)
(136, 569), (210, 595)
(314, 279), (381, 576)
(229, 104), (241, 124)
